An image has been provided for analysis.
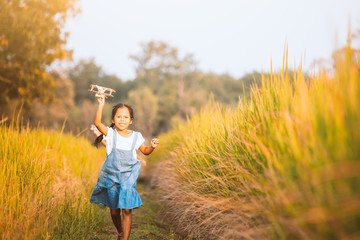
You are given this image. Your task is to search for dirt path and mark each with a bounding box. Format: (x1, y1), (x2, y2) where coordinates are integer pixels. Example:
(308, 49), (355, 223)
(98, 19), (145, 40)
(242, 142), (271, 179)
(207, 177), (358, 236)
(95, 183), (186, 240)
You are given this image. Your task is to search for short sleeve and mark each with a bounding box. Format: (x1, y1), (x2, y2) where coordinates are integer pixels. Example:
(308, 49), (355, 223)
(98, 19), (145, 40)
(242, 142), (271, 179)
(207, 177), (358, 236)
(135, 132), (145, 150)
(106, 127), (113, 139)
(105, 127), (114, 155)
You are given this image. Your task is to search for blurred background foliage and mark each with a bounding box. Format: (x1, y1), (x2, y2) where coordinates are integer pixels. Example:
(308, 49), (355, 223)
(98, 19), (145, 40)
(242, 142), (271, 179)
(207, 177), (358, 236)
(0, 0), (78, 106)
(0, 0), (266, 141)
(64, 39), (268, 141)
(0, 0), (358, 142)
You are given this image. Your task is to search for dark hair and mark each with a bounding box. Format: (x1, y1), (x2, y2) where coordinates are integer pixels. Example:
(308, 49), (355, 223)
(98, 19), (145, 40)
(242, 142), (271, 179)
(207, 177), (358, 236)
(93, 103), (134, 147)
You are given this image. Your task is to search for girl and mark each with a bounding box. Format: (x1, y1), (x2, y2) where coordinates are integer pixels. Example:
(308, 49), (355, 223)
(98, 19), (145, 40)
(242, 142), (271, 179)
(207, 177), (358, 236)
(91, 124), (147, 167)
(90, 96), (159, 240)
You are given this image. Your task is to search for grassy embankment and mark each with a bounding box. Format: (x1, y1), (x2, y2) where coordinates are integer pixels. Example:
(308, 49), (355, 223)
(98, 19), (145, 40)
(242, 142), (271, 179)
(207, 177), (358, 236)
(148, 44), (360, 239)
(0, 120), (179, 239)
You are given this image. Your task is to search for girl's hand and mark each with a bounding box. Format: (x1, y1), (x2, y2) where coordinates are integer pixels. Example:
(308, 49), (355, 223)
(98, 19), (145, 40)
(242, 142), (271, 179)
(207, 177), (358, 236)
(97, 96), (105, 106)
(136, 154), (146, 166)
(91, 124), (102, 137)
(150, 138), (160, 148)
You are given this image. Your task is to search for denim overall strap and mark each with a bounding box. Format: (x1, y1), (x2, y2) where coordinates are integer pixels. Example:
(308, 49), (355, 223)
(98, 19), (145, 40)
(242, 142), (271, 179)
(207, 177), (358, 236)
(131, 132), (138, 151)
(112, 128), (117, 153)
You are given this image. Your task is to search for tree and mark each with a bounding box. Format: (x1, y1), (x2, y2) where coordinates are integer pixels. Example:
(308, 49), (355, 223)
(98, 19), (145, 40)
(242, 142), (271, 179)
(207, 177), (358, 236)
(156, 78), (179, 133)
(26, 71), (74, 129)
(128, 87), (158, 139)
(0, 0), (78, 107)
(68, 59), (104, 103)
(100, 74), (125, 103)
(129, 41), (196, 91)
(129, 41), (196, 133)
(68, 59), (124, 104)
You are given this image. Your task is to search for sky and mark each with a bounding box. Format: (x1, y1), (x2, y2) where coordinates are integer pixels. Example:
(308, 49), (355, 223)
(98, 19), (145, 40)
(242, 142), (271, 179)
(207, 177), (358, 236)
(65, 0), (360, 81)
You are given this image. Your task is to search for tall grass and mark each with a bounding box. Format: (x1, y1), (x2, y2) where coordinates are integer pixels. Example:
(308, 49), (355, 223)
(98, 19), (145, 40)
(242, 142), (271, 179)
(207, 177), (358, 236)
(149, 43), (360, 239)
(0, 121), (108, 239)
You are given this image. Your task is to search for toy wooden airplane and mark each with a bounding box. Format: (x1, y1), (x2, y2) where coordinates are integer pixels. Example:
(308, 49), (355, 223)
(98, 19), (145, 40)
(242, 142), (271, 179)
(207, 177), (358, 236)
(88, 84), (116, 98)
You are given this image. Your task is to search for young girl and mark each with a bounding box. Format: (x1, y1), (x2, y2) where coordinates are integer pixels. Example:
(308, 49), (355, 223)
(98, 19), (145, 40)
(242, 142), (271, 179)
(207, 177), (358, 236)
(91, 124), (147, 166)
(90, 96), (159, 240)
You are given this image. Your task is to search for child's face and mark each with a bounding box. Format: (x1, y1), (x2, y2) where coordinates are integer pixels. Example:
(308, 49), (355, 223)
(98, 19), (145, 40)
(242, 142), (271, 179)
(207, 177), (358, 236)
(112, 107), (133, 131)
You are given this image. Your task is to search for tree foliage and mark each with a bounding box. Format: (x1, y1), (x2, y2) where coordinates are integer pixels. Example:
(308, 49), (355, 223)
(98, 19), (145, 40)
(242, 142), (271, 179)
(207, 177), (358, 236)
(128, 41), (260, 135)
(68, 59), (124, 104)
(27, 71), (74, 128)
(0, 0), (78, 106)
(2, 35), (264, 137)
(129, 41), (196, 91)
(128, 87), (158, 139)
(64, 41), (263, 136)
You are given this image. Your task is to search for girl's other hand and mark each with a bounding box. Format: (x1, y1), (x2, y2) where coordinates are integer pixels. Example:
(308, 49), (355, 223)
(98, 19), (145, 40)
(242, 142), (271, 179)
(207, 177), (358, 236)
(151, 138), (160, 148)
(91, 124), (102, 137)
(136, 154), (146, 166)
(97, 96), (105, 106)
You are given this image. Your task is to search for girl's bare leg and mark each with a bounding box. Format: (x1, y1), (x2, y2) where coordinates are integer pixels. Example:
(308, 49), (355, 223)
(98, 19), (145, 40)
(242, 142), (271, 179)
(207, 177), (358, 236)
(110, 209), (123, 239)
(122, 209), (132, 240)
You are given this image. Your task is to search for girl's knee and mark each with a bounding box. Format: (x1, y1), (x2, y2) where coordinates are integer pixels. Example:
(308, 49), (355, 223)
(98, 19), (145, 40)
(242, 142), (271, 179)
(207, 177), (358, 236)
(122, 209), (132, 215)
(110, 209), (121, 217)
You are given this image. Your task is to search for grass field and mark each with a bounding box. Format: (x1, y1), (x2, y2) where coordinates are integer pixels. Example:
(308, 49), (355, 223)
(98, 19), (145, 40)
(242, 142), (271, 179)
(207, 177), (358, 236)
(0, 120), (182, 239)
(95, 183), (188, 240)
(148, 44), (360, 239)
(1, 42), (359, 240)
(0, 120), (109, 239)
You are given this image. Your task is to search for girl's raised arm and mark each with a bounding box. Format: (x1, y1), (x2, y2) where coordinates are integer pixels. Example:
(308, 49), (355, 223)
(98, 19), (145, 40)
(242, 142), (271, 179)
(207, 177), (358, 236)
(94, 96), (108, 136)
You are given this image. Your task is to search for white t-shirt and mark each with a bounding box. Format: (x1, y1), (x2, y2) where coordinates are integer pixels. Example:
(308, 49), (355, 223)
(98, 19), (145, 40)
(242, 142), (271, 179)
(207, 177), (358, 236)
(104, 127), (145, 157)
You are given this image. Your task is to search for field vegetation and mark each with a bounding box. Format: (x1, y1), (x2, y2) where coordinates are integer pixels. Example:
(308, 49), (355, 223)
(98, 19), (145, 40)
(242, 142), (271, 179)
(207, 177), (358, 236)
(0, 120), (109, 239)
(0, 118), (186, 239)
(147, 43), (360, 239)
(2, 2), (359, 239)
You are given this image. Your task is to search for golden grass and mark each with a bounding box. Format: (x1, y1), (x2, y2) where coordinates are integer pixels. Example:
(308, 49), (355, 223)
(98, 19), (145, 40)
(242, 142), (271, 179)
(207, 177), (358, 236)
(0, 121), (107, 239)
(149, 44), (360, 239)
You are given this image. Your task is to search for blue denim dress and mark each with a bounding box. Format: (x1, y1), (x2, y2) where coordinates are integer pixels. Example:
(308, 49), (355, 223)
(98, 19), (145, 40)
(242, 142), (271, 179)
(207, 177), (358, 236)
(90, 129), (142, 209)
